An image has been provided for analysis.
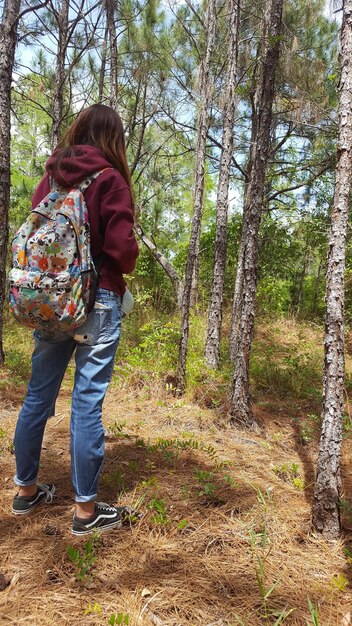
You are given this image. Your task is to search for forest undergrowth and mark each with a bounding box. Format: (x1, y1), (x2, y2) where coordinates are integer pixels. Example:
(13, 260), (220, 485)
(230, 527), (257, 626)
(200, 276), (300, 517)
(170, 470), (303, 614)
(1, 312), (352, 625)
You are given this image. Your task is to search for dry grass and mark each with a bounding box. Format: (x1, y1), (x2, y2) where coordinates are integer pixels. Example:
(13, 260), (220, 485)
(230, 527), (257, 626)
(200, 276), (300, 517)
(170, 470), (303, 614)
(1, 318), (352, 625)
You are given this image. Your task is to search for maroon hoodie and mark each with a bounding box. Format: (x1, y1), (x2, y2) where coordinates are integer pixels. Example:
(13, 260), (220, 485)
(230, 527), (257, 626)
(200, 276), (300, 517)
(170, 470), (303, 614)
(32, 145), (139, 296)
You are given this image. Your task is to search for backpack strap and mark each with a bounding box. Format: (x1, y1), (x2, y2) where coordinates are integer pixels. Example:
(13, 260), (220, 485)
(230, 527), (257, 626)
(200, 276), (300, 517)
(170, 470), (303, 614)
(78, 168), (114, 193)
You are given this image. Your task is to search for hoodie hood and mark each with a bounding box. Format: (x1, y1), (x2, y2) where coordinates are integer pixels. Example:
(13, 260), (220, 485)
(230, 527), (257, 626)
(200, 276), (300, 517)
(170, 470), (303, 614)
(46, 144), (113, 187)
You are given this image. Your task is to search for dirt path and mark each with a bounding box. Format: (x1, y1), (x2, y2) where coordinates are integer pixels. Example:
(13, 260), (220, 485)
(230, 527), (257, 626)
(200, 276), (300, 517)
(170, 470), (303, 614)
(0, 382), (352, 625)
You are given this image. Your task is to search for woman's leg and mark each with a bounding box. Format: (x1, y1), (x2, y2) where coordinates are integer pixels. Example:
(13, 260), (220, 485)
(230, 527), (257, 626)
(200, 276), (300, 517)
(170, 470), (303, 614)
(14, 331), (75, 488)
(70, 289), (121, 513)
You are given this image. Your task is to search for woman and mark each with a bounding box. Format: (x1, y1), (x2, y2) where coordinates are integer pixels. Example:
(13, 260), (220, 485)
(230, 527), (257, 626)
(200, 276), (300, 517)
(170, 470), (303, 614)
(11, 104), (139, 535)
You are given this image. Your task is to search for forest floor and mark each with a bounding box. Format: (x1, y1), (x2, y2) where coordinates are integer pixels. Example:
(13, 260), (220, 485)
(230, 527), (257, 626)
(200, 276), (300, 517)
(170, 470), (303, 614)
(1, 318), (352, 625)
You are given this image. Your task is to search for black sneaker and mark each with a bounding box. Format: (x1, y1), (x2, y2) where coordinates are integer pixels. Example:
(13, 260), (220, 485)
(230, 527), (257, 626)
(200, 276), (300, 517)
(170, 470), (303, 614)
(72, 502), (139, 536)
(12, 483), (55, 515)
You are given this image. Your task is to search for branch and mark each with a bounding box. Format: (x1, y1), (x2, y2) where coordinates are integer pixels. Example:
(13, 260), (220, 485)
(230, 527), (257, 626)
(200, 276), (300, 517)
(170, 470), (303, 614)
(64, 0), (102, 55)
(270, 121), (294, 155)
(267, 163), (333, 202)
(173, 6), (201, 58)
(154, 101), (248, 180)
(184, 0), (205, 29)
(12, 87), (53, 119)
(130, 83), (148, 176)
(207, 131), (248, 179)
(17, 27), (46, 41)
(17, 0), (50, 22)
(134, 222), (183, 306)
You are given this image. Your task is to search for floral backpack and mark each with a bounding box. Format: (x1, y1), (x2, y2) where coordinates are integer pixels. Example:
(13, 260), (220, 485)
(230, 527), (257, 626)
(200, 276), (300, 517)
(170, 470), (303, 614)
(9, 170), (109, 333)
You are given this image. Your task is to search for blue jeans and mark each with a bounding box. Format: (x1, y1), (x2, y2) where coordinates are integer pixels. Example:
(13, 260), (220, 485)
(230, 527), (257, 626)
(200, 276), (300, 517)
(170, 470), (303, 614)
(14, 288), (122, 502)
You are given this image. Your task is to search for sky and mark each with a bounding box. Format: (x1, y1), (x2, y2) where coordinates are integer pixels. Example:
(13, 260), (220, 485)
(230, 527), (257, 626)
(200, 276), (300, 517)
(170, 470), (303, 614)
(324, 0), (343, 21)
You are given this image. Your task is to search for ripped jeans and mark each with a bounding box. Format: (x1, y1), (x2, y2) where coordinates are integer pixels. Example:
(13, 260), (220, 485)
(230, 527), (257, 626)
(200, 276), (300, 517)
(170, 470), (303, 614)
(13, 288), (121, 502)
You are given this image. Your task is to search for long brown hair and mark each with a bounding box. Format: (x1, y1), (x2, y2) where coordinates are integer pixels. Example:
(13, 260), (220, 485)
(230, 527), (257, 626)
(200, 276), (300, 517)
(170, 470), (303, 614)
(53, 104), (133, 205)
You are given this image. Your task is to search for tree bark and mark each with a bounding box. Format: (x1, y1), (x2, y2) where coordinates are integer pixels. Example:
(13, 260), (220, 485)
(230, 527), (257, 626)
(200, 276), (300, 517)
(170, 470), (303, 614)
(51, 0), (69, 148)
(176, 0), (217, 391)
(190, 236), (200, 307)
(0, 0), (21, 365)
(229, 232), (245, 361)
(229, 46), (260, 363)
(99, 21), (109, 102)
(312, 0), (352, 539)
(291, 254), (308, 311)
(312, 258), (323, 316)
(230, 0), (284, 427)
(106, 0), (118, 110)
(205, 0), (240, 369)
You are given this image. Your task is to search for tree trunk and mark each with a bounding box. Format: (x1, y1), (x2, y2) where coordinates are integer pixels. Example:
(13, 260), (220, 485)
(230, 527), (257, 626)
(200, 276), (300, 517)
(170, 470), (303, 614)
(176, 0), (217, 391)
(51, 0), (69, 148)
(230, 0), (284, 427)
(205, 0), (240, 369)
(0, 0), (21, 365)
(312, 0), (352, 540)
(106, 0), (118, 110)
(190, 235), (200, 307)
(291, 254), (308, 311)
(296, 263), (306, 310)
(99, 21), (109, 102)
(229, 49), (259, 363)
(229, 232), (245, 361)
(312, 258), (323, 316)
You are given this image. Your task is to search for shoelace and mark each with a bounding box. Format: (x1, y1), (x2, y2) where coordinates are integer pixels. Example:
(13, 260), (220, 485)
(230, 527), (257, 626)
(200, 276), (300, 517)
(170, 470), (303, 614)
(38, 484), (54, 503)
(96, 502), (117, 512)
(96, 503), (141, 520)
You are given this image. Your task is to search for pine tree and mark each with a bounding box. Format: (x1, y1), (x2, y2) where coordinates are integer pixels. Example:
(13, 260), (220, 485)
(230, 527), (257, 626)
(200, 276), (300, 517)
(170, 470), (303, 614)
(230, 0), (284, 427)
(312, 0), (352, 539)
(0, 0), (22, 364)
(177, 0), (217, 390)
(205, 0), (240, 369)
(106, 0), (118, 109)
(51, 0), (69, 147)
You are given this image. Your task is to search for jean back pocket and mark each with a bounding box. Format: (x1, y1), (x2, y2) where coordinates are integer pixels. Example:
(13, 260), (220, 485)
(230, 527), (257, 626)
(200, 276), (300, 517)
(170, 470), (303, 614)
(73, 302), (112, 345)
